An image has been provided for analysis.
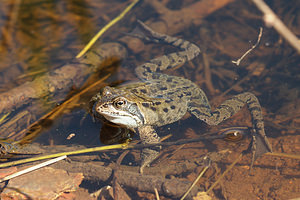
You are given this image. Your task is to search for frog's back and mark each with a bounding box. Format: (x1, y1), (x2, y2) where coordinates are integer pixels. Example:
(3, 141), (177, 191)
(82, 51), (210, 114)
(118, 75), (202, 127)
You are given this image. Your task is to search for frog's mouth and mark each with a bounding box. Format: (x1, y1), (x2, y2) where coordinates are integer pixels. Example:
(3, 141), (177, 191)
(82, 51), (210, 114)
(95, 100), (143, 128)
(103, 113), (140, 128)
(100, 111), (142, 129)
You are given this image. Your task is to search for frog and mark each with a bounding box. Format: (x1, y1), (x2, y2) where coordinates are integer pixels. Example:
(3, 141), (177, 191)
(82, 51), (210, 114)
(90, 20), (272, 174)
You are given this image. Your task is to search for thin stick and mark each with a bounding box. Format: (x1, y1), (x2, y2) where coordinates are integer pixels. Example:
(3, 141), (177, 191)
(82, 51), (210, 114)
(154, 187), (160, 200)
(160, 134), (172, 142)
(180, 165), (209, 200)
(266, 152), (300, 160)
(206, 153), (243, 193)
(76, 0), (140, 58)
(0, 144), (127, 168)
(0, 112), (10, 124)
(0, 155), (66, 182)
(252, 0), (300, 53)
(232, 27), (263, 66)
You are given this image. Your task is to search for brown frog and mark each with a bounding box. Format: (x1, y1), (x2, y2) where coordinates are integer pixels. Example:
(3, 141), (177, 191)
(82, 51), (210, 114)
(90, 21), (272, 173)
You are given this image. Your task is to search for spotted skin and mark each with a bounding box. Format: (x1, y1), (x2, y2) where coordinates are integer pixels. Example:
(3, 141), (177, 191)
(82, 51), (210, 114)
(91, 20), (272, 173)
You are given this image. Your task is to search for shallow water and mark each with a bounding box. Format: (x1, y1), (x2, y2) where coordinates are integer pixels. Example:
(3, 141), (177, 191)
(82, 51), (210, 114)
(0, 0), (299, 199)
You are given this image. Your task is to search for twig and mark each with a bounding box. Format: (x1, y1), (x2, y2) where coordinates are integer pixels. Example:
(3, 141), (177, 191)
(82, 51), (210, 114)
(206, 153), (243, 193)
(265, 152), (300, 160)
(180, 165), (210, 200)
(0, 144), (127, 168)
(0, 113), (10, 125)
(252, 0), (300, 53)
(154, 188), (160, 200)
(0, 155), (66, 182)
(232, 27), (263, 66)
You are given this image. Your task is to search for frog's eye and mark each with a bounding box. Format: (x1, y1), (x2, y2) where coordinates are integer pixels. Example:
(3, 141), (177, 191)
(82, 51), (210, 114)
(114, 99), (126, 108)
(224, 130), (244, 141)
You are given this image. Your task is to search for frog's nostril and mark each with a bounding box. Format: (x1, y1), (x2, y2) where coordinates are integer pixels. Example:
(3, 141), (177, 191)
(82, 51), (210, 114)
(103, 104), (108, 108)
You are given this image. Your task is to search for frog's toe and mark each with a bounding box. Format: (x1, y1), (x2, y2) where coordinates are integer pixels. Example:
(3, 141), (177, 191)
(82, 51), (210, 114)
(139, 164), (145, 174)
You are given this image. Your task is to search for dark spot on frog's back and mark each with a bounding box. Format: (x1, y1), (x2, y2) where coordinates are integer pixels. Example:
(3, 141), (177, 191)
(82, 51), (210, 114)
(142, 103), (149, 107)
(163, 108), (168, 113)
(153, 59), (162, 67)
(142, 72), (147, 77)
(155, 102), (161, 105)
(152, 74), (160, 79)
(140, 89), (147, 93)
(160, 87), (168, 90)
(131, 89), (138, 93)
(150, 107), (156, 111)
(185, 91), (192, 96)
(171, 105), (176, 109)
(142, 65), (152, 72)
(167, 54), (176, 65)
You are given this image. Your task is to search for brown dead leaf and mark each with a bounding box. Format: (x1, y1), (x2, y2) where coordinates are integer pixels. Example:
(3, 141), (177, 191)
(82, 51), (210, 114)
(1, 166), (83, 200)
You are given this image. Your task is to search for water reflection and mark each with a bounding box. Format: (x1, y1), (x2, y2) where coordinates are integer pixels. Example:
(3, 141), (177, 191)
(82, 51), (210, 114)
(99, 122), (133, 145)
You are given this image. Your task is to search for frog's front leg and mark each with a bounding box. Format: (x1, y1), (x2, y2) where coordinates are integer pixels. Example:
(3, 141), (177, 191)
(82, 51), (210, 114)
(138, 125), (161, 174)
(188, 91), (272, 165)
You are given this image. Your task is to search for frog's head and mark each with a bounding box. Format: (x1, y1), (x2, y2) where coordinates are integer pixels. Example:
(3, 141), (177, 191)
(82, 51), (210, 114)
(91, 86), (144, 128)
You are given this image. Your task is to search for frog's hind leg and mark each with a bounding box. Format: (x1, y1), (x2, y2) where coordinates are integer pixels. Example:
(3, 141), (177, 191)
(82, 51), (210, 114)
(131, 20), (201, 80)
(188, 91), (272, 166)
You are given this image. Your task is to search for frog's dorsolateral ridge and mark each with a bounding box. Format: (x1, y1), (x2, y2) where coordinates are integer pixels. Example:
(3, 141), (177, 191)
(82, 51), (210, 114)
(90, 20), (272, 174)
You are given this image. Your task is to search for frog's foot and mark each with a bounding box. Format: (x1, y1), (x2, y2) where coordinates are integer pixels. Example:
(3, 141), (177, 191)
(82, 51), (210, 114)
(140, 146), (161, 174)
(249, 132), (272, 169)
